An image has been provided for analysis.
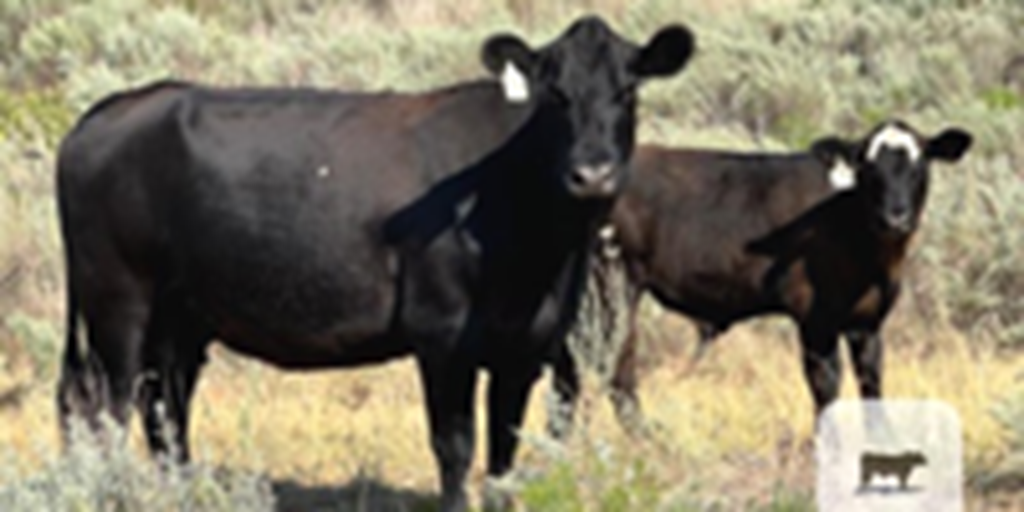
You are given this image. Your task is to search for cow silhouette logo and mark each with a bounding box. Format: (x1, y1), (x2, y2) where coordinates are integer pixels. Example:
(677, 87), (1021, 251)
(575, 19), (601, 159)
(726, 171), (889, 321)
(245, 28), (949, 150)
(818, 401), (961, 511)
(860, 450), (928, 491)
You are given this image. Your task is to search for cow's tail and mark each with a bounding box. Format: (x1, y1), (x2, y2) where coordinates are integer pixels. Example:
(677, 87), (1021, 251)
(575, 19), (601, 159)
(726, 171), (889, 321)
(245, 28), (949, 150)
(56, 278), (108, 440)
(60, 286), (84, 377)
(57, 282), (82, 434)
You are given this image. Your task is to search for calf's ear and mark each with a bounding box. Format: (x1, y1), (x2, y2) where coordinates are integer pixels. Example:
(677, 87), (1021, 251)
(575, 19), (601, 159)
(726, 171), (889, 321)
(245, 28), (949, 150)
(926, 128), (972, 162)
(633, 25), (695, 78)
(810, 136), (857, 166)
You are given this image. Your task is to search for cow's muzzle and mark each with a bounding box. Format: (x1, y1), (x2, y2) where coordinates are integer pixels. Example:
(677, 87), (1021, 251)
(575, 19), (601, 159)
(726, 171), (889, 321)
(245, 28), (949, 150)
(881, 210), (915, 235)
(566, 162), (621, 198)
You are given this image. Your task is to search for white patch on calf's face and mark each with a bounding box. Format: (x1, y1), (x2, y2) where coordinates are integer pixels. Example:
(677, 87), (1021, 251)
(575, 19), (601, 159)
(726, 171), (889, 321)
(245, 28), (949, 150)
(828, 159), (856, 191)
(867, 124), (921, 162)
(500, 62), (530, 103)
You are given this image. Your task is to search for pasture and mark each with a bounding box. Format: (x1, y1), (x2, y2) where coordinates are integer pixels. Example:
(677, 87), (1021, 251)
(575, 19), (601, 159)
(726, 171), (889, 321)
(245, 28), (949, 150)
(1, 0), (1023, 510)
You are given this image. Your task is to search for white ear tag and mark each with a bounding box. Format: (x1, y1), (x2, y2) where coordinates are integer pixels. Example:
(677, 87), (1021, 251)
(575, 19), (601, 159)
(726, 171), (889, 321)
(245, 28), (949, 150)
(500, 62), (529, 103)
(829, 159), (856, 190)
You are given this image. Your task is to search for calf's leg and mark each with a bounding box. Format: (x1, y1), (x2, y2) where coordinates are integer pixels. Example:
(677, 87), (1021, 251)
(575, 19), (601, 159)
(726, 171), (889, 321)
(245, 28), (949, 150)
(799, 323), (842, 420)
(609, 326), (647, 437)
(845, 330), (883, 400)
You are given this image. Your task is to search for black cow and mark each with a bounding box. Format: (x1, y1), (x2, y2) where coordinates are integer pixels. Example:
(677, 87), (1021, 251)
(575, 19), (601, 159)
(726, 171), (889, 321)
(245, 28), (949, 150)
(55, 17), (695, 511)
(860, 450), (928, 490)
(552, 120), (972, 435)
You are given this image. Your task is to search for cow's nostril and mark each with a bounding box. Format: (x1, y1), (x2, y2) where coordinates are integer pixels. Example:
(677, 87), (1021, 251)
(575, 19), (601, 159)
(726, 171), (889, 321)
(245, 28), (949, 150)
(568, 169), (588, 187)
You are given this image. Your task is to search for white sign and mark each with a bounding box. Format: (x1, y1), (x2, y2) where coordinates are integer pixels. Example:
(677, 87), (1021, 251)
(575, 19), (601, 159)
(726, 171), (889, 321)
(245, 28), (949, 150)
(817, 400), (962, 512)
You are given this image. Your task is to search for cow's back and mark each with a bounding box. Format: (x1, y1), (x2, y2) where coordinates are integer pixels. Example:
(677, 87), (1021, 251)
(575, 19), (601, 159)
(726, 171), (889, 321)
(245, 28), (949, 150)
(613, 145), (835, 323)
(58, 80), (534, 366)
(57, 81), (192, 285)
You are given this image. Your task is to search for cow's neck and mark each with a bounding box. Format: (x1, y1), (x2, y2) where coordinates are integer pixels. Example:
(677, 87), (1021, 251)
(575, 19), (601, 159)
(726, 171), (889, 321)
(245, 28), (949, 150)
(469, 104), (613, 311)
(843, 195), (915, 284)
(495, 106), (609, 251)
(873, 232), (913, 284)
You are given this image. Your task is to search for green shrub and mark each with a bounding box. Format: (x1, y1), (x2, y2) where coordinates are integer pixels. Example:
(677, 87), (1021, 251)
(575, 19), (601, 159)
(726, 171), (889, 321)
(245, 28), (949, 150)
(0, 419), (275, 512)
(519, 462), (586, 512)
(3, 312), (59, 378)
(972, 386), (1024, 491)
(517, 445), (664, 512)
(752, 487), (815, 512)
(0, 88), (74, 145)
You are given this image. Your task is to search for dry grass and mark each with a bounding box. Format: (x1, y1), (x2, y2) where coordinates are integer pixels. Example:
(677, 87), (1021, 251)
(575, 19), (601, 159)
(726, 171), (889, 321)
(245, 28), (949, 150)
(0, 310), (1018, 509)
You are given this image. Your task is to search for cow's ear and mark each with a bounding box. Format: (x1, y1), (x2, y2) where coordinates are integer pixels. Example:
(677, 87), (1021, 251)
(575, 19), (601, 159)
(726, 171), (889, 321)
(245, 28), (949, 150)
(633, 25), (695, 78)
(810, 136), (856, 167)
(925, 128), (972, 162)
(482, 34), (536, 103)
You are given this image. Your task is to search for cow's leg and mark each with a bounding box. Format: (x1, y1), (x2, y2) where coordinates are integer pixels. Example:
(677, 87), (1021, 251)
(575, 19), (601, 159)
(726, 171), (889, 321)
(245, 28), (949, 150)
(417, 347), (478, 512)
(487, 364), (541, 477)
(137, 298), (210, 463)
(139, 361), (203, 463)
(845, 329), (882, 400)
(549, 274), (644, 440)
(484, 363), (542, 511)
(547, 344), (580, 440)
(799, 323), (842, 420)
(608, 290), (649, 437)
(609, 324), (646, 437)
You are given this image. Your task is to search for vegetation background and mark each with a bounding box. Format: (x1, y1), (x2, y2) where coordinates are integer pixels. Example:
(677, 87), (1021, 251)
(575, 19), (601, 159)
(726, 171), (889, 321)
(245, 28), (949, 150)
(0, 0), (1022, 510)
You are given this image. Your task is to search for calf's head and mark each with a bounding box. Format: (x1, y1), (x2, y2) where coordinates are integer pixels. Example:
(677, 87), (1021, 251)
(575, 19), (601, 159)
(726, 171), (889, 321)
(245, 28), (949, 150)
(481, 16), (695, 199)
(812, 120), (973, 235)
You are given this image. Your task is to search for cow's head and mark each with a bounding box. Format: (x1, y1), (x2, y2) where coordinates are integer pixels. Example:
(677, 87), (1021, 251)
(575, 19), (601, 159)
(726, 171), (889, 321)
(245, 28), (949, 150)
(482, 16), (695, 199)
(812, 120), (972, 235)
(905, 451), (928, 466)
